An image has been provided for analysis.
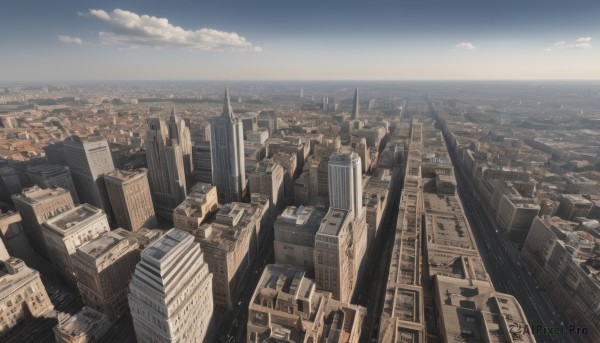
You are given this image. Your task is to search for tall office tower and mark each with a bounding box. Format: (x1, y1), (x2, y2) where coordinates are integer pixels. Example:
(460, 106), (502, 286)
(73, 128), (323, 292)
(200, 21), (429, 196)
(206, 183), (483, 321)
(193, 142), (213, 183)
(63, 135), (115, 218)
(0, 257), (54, 335)
(328, 152), (363, 218)
(104, 169), (156, 231)
(129, 229), (213, 343)
(248, 160), (285, 210)
(196, 202), (264, 310)
(210, 88), (245, 203)
(72, 230), (140, 320)
(166, 108), (194, 186)
(351, 88), (359, 120)
(314, 208), (357, 302)
(145, 117), (188, 220)
(43, 141), (68, 165)
(41, 204), (110, 284)
(26, 164), (80, 204)
(12, 186), (74, 257)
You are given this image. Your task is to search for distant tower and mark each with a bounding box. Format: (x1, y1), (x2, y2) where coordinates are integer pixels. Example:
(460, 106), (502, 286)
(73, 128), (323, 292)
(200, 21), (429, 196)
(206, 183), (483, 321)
(300, 88), (304, 98)
(167, 107), (194, 186)
(145, 116), (188, 220)
(210, 88), (245, 203)
(328, 152), (362, 218)
(63, 136), (115, 219)
(129, 229), (213, 343)
(351, 88), (359, 120)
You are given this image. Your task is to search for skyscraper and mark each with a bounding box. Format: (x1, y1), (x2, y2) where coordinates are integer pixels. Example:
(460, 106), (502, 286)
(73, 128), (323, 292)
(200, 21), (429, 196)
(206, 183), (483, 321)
(210, 88), (245, 203)
(26, 163), (80, 204)
(328, 152), (363, 218)
(166, 107), (194, 186)
(104, 168), (156, 231)
(351, 88), (359, 120)
(145, 115), (188, 220)
(129, 229), (213, 343)
(63, 135), (115, 218)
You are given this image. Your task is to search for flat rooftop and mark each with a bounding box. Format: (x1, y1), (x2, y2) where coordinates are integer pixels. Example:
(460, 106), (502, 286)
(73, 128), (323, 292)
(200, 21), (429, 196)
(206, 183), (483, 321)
(44, 204), (102, 233)
(143, 228), (189, 262)
(56, 307), (110, 339)
(424, 193), (476, 251)
(317, 208), (350, 236)
(104, 168), (147, 182)
(13, 185), (70, 204)
(277, 206), (324, 228)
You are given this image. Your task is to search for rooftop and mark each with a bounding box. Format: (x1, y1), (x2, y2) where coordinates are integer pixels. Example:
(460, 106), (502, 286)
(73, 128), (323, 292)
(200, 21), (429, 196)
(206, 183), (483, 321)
(104, 168), (147, 183)
(318, 208), (351, 236)
(43, 204), (104, 235)
(12, 185), (70, 204)
(143, 229), (190, 262)
(277, 206), (325, 228)
(55, 307), (111, 341)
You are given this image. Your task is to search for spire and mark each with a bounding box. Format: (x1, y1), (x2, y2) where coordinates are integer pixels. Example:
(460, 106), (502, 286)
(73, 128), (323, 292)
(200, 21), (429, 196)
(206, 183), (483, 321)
(170, 105), (176, 118)
(222, 87), (234, 119)
(351, 88), (359, 120)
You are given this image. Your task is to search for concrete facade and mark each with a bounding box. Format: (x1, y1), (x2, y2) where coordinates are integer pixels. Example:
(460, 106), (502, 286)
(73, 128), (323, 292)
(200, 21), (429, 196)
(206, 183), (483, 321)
(41, 204), (110, 284)
(129, 229), (213, 343)
(12, 186), (75, 257)
(72, 229), (140, 320)
(173, 183), (218, 234)
(0, 257), (54, 335)
(104, 168), (156, 231)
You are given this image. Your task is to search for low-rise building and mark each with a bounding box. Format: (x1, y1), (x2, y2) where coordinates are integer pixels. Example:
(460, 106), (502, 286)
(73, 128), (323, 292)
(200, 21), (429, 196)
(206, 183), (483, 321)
(247, 264), (366, 343)
(173, 183), (218, 233)
(54, 306), (111, 343)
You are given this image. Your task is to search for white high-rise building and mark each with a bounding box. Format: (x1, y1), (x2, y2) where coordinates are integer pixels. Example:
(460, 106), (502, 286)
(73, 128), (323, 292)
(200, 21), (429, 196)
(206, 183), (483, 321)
(210, 88), (245, 203)
(328, 152), (363, 218)
(129, 229), (213, 343)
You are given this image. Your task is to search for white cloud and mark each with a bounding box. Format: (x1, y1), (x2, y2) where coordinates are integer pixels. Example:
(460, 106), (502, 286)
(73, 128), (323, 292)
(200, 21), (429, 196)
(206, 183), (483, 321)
(57, 35), (84, 45)
(83, 8), (260, 52)
(454, 42), (475, 50)
(544, 37), (592, 51)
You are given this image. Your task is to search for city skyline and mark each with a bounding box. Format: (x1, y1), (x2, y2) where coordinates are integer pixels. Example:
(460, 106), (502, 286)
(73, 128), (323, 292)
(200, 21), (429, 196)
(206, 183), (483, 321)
(1, 0), (600, 81)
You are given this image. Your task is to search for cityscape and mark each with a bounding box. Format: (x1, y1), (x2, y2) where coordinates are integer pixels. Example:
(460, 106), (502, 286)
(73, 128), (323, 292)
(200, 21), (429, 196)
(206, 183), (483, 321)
(1, 2), (600, 343)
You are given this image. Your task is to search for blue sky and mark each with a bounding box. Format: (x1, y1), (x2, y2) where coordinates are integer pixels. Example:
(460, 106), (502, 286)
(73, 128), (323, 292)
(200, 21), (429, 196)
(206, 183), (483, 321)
(1, 0), (599, 80)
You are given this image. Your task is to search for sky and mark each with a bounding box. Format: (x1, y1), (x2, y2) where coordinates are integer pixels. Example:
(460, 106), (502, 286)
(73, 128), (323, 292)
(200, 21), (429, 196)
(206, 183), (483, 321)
(1, 0), (600, 81)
